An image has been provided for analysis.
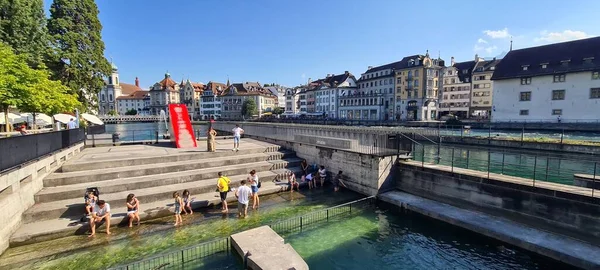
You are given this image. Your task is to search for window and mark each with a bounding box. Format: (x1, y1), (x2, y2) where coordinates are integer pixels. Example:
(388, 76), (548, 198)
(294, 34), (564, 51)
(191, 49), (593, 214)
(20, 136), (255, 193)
(520, 91), (531, 101)
(552, 109), (562, 115)
(520, 110), (529, 115)
(553, 74), (566, 82)
(593, 71), (600, 80)
(552, 90), (565, 100)
(520, 77), (531, 85)
(522, 66), (529, 71)
(541, 64), (547, 69)
(473, 84), (480, 89)
(591, 88), (600, 99)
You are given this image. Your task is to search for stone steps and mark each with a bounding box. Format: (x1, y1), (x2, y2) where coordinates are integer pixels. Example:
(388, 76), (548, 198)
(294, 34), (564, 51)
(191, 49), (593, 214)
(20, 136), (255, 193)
(60, 145), (284, 172)
(10, 181), (284, 247)
(11, 140), (302, 247)
(26, 164), (302, 223)
(44, 153), (271, 187)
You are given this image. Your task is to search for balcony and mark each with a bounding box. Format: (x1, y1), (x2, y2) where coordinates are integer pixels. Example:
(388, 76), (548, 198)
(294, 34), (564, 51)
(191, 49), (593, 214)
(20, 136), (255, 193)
(405, 75), (413, 81)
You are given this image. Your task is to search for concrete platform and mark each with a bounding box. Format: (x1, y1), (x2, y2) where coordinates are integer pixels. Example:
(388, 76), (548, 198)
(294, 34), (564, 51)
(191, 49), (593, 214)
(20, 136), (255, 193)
(10, 138), (305, 247)
(379, 190), (600, 270)
(230, 226), (308, 270)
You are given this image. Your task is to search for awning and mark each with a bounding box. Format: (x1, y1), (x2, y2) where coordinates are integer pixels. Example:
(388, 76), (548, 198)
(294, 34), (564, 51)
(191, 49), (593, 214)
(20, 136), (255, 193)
(53, 113), (74, 124)
(82, 113), (104, 125)
(262, 112), (273, 116)
(0, 113), (27, 124)
(20, 113), (53, 126)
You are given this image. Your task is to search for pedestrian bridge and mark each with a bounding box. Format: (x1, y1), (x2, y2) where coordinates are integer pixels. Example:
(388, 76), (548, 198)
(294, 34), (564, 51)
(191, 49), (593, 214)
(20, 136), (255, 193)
(99, 115), (162, 123)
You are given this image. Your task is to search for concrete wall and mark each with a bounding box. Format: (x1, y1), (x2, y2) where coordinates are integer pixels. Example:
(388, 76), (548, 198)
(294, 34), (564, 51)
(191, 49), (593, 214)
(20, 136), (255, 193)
(396, 162), (600, 242)
(0, 143), (84, 254)
(440, 136), (600, 155)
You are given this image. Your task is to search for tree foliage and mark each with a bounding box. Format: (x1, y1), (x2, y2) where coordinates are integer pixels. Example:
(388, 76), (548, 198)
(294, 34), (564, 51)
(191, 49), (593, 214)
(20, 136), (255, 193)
(47, 0), (111, 111)
(0, 42), (78, 131)
(125, 109), (137, 115)
(273, 107), (284, 115)
(0, 0), (49, 69)
(241, 99), (258, 118)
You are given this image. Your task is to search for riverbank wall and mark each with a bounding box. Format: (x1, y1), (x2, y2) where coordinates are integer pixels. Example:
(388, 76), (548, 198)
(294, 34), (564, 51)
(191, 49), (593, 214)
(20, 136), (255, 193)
(395, 161), (600, 244)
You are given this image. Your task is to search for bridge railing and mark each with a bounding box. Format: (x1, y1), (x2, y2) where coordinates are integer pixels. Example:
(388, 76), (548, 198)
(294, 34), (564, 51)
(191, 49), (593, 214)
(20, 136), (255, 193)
(0, 128), (85, 173)
(213, 122), (420, 156)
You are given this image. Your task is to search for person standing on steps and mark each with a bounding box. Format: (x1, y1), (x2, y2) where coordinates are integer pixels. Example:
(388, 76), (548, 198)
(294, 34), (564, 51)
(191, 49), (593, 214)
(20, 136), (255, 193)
(235, 180), (251, 218)
(217, 172), (231, 213)
(173, 192), (183, 226)
(232, 124), (244, 152)
(318, 165), (327, 188)
(207, 127), (217, 152)
(248, 170), (260, 209)
(89, 200), (111, 237)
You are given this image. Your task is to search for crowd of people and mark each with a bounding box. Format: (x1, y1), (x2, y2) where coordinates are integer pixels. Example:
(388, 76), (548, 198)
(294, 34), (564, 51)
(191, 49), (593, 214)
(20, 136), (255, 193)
(81, 123), (346, 236)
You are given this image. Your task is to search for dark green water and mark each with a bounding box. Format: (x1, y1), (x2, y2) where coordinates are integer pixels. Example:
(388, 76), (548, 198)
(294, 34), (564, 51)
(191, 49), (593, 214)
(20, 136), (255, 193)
(413, 144), (598, 186)
(283, 205), (575, 270)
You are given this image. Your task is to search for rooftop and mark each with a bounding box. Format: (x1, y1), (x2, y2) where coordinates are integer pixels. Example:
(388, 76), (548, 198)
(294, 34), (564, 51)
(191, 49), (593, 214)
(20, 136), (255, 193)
(492, 36), (600, 80)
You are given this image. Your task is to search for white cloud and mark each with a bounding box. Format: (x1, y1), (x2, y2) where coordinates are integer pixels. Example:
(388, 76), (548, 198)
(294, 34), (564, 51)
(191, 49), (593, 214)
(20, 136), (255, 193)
(474, 44), (498, 54)
(483, 28), (510, 39)
(485, 45), (498, 54)
(477, 38), (488, 44)
(534, 30), (590, 43)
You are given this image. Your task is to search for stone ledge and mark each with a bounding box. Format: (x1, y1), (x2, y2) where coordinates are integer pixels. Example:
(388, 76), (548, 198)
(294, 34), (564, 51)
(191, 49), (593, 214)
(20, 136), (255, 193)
(230, 226), (308, 270)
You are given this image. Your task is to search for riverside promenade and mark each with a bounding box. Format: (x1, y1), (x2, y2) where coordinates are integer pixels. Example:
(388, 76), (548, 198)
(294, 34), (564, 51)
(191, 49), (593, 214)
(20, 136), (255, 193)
(9, 138), (303, 247)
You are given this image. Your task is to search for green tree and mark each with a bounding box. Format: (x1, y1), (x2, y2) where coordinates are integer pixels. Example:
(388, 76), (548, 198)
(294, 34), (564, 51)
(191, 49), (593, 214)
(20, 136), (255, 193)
(273, 107), (284, 115)
(0, 0), (49, 69)
(241, 99), (257, 118)
(125, 109), (137, 115)
(107, 110), (117, 116)
(0, 42), (78, 131)
(47, 0), (111, 111)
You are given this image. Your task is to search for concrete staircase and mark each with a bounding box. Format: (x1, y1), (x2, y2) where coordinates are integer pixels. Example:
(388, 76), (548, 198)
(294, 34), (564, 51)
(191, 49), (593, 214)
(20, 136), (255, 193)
(10, 143), (304, 246)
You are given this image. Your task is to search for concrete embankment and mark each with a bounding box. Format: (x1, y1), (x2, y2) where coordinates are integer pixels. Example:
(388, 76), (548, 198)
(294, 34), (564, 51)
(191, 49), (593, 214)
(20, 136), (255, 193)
(396, 161), (600, 242)
(379, 191), (600, 270)
(0, 143), (84, 255)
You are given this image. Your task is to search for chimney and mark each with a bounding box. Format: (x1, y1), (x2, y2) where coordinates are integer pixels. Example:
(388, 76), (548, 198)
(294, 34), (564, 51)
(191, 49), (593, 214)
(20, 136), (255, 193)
(451, 57), (455, 66)
(345, 71), (349, 75)
(135, 77), (140, 87)
(367, 66), (373, 70)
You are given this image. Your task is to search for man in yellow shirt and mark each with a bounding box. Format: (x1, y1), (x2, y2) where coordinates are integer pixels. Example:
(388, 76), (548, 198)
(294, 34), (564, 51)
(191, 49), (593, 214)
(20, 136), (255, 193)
(217, 172), (230, 213)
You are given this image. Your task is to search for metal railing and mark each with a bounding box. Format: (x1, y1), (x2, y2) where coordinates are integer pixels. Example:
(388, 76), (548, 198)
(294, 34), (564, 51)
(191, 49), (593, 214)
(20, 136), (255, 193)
(412, 144), (599, 196)
(212, 122), (427, 157)
(0, 128), (85, 173)
(439, 125), (600, 144)
(109, 196), (376, 270)
(269, 195), (376, 234)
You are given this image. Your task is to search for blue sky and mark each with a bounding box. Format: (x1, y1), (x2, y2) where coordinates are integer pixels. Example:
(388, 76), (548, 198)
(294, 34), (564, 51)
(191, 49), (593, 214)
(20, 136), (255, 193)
(43, 0), (600, 88)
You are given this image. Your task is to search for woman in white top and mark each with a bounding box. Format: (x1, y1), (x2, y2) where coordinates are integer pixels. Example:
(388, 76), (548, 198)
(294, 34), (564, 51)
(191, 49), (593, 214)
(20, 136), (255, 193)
(248, 170), (260, 209)
(318, 166), (327, 188)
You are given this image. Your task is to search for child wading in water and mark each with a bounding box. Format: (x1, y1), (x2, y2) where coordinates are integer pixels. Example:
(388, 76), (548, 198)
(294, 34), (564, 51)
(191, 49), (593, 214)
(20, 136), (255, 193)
(173, 192), (183, 226)
(182, 189), (193, 214)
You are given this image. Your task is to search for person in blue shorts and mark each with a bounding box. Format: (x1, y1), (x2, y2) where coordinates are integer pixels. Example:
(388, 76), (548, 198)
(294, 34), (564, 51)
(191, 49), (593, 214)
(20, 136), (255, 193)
(232, 124), (244, 151)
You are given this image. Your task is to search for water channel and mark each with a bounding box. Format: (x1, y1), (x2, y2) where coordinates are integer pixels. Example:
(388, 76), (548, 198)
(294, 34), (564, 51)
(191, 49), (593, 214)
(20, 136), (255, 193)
(0, 189), (577, 270)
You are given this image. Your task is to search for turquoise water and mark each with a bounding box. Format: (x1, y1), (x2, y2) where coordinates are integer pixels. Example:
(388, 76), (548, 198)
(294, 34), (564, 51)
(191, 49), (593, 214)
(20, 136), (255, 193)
(413, 144), (598, 186)
(284, 205), (575, 270)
